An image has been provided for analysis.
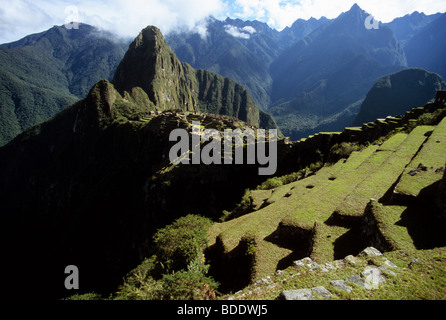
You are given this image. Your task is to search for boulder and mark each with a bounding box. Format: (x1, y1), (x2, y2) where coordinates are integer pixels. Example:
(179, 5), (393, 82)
(361, 266), (386, 289)
(344, 255), (362, 266)
(312, 286), (332, 299)
(359, 247), (383, 257)
(346, 275), (367, 289)
(330, 280), (353, 293)
(279, 289), (315, 300)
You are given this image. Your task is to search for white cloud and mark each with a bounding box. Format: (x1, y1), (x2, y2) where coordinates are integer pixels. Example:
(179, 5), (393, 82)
(1, 0), (445, 44)
(0, 0), (225, 44)
(229, 0), (446, 30)
(241, 25), (256, 34)
(224, 24), (251, 39)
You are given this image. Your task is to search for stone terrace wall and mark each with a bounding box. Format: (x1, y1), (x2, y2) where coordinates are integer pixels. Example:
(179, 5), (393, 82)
(277, 101), (445, 175)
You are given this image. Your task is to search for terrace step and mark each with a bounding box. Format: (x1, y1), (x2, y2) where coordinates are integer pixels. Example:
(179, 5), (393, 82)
(334, 125), (435, 219)
(394, 117), (446, 198)
(283, 131), (412, 227)
(207, 136), (407, 278)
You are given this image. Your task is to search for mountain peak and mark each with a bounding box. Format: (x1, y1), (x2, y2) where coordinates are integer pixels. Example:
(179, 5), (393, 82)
(133, 25), (165, 49)
(112, 25), (181, 107)
(334, 2), (375, 30)
(351, 3), (361, 10)
(111, 25), (275, 129)
(345, 2), (367, 16)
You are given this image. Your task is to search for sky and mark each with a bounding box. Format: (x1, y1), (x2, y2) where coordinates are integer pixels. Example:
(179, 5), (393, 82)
(1, 0), (446, 44)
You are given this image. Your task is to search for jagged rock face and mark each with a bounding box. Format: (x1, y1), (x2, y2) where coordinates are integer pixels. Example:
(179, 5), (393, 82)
(195, 69), (258, 125)
(112, 26), (274, 129)
(113, 26), (198, 112)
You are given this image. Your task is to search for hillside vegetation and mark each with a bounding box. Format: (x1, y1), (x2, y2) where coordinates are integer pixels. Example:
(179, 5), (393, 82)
(64, 100), (446, 301)
(0, 17), (445, 301)
(0, 24), (128, 146)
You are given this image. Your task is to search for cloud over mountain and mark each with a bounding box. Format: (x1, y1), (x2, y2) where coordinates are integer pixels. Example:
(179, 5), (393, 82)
(2, 0), (445, 44)
(224, 24), (256, 39)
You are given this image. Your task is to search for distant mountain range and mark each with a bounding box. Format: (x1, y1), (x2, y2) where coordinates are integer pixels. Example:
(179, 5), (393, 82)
(168, 4), (446, 139)
(1, 4), (445, 145)
(405, 13), (446, 81)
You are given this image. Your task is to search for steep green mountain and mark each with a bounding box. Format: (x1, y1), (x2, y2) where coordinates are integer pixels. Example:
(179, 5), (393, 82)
(0, 69), (77, 145)
(405, 13), (446, 80)
(0, 25), (281, 299)
(384, 11), (442, 45)
(0, 21), (444, 298)
(113, 26), (276, 130)
(353, 68), (446, 125)
(0, 23), (128, 146)
(269, 4), (407, 140)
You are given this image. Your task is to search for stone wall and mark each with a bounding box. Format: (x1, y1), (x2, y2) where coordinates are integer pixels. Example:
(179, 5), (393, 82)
(279, 100), (445, 174)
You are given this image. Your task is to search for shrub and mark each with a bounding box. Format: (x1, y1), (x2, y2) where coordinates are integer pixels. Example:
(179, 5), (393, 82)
(257, 176), (283, 190)
(328, 142), (363, 162)
(115, 215), (216, 300)
(160, 270), (219, 300)
(115, 256), (162, 300)
(153, 214), (212, 273)
(417, 108), (446, 125)
(64, 292), (104, 300)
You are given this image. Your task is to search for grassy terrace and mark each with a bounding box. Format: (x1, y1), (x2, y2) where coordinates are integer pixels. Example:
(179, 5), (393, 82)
(207, 119), (444, 283)
(207, 139), (394, 278)
(334, 125), (435, 218)
(395, 117), (446, 197)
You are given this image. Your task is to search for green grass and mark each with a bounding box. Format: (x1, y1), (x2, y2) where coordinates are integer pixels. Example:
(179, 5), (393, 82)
(395, 117), (446, 197)
(207, 120), (446, 288)
(368, 203), (415, 253)
(222, 248), (446, 300)
(207, 142), (386, 278)
(335, 126), (434, 218)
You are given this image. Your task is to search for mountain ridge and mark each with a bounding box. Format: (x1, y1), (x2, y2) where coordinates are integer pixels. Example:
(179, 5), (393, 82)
(111, 25), (276, 129)
(354, 68), (446, 126)
(1, 5), (445, 145)
(0, 23), (129, 146)
(0, 17), (445, 300)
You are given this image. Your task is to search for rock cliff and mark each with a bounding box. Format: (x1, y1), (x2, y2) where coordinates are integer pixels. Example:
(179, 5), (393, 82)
(113, 26), (276, 130)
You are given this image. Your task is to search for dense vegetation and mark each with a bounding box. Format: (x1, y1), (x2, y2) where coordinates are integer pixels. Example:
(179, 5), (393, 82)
(0, 5), (445, 302)
(0, 24), (128, 146)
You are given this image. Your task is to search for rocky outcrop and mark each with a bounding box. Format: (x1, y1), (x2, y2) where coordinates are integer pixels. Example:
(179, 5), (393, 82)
(277, 247), (398, 300)
(113, 26), (198, 112)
